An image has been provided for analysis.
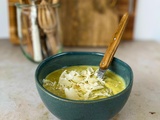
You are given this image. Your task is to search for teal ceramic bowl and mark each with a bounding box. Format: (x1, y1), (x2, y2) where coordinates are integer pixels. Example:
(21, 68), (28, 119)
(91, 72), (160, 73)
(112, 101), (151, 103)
(35, 52), (133, 120)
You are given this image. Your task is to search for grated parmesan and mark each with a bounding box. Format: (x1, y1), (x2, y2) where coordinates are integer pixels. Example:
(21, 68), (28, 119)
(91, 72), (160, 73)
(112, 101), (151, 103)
(43, 66), (125, 100)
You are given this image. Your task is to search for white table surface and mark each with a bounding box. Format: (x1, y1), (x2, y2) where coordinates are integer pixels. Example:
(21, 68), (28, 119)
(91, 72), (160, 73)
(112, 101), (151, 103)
(0, 40), (160, 120)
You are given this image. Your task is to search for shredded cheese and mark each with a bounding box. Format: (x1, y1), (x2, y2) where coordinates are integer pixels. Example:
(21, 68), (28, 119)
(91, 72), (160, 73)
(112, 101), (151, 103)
(53, 67), (113, 100)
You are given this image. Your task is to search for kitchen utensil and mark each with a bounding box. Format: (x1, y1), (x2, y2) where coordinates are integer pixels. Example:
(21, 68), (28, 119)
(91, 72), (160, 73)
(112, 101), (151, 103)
(97, 12), (129, 79)
(38, 0), (58, 54)
(16, 1), (62, 63)
(29, 0), (43, 62)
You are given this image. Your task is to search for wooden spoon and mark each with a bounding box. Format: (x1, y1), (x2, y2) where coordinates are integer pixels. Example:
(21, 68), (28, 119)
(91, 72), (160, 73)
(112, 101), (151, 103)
(97, 12), (129, 79)
(38, 0), (58, 54)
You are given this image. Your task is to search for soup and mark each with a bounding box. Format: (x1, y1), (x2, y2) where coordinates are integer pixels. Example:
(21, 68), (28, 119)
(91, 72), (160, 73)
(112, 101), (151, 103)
(43, 66), (126, 100)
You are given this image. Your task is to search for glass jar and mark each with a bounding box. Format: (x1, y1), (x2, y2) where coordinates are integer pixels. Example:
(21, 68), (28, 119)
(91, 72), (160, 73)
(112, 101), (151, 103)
(15, 2), (62, 63)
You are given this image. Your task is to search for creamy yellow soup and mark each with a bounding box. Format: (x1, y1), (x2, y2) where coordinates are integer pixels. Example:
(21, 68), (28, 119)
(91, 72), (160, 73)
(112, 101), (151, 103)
(43, 66), (126, 100)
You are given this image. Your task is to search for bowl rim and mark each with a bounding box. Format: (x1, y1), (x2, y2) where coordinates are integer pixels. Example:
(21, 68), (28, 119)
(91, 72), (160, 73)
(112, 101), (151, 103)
(35, 52), (133, 103)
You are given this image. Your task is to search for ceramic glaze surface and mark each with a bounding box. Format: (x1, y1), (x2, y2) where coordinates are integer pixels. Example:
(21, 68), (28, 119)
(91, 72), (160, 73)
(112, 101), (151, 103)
(35, 52), (133, 120)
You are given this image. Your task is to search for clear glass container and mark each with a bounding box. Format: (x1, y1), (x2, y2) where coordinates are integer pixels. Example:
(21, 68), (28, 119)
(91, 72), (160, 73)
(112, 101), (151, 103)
(15, 2), (62, 63)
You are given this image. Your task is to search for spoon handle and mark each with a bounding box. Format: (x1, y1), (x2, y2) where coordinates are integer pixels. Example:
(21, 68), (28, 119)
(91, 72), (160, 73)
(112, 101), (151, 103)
(100, 12), (129, 70)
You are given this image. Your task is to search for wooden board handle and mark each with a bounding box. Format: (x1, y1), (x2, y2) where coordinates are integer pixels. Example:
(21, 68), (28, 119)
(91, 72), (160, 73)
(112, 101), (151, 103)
(100, 12), (129, 70)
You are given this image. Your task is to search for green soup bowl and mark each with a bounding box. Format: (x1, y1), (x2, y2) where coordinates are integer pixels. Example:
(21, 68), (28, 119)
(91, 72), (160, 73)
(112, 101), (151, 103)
(35, 52), (133, 120)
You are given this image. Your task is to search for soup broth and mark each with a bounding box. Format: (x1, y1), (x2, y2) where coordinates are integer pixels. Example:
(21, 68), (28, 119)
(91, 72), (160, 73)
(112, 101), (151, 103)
(43, 66), (126, 100)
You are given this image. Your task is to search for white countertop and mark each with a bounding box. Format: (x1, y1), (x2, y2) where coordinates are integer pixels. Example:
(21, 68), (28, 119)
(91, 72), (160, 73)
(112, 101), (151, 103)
(0, 40), (160, 120)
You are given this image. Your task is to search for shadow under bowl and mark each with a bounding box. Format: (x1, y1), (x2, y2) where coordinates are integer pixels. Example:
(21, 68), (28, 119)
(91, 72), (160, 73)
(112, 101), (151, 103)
(35, 52), (133, 120)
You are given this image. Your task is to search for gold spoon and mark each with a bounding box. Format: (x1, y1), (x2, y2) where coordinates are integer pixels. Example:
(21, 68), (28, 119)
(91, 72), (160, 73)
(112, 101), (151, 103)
(97, 12), (129, 79)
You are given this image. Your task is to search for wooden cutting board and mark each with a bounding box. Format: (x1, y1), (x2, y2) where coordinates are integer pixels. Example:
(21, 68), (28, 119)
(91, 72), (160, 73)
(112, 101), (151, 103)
(59, 0), (118, 46)
(8, 0), (136, 46)
(8, 0), (20, 44)
(59, 0), (136, 46)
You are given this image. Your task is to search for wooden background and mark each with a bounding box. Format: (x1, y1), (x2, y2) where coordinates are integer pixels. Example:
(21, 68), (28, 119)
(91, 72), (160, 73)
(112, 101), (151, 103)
(8, 0), (136, 46)
(8, 0), (19, 44)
